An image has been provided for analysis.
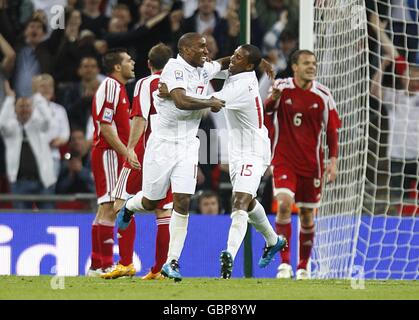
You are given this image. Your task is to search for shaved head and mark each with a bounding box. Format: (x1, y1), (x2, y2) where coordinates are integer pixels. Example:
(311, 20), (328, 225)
(178, 32), (203, 54)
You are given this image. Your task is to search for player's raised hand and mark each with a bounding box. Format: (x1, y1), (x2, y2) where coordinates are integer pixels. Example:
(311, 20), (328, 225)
(325, 157), (338, 184)
(209, 96), (225, 112)
(259, 58), (275, 80)
(127, 148), (141, 170)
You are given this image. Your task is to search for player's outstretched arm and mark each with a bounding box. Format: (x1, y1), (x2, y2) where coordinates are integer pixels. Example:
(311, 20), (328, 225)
(170, 88), (225, 111)
(100, 123), (128, 158)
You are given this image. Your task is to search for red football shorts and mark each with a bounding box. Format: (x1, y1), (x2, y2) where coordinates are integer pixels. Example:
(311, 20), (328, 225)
(272, 165), (322, 208)
(91, 147), (122, 204)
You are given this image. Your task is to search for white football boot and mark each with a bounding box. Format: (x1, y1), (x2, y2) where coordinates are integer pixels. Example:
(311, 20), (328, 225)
(276, 263), (293, 279)
(296, 268), (310, 280)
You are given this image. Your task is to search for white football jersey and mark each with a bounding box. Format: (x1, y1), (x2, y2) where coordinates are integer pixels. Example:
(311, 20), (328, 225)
(213, 71), (271, 164)
(151, 54), (221, 141)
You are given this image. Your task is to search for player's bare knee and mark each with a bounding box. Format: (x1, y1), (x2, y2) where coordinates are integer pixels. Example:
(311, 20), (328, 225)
(278, 196), (292, 217)
(300, 208), (314, 226)
(173, 194), (190, 214)
(142, 197), (158, 211)
(232, 192), (252, 211)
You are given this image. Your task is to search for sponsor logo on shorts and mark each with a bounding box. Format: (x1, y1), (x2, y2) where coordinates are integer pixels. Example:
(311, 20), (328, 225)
(314, 179), (321, 188)
(280, 175), (288, 180)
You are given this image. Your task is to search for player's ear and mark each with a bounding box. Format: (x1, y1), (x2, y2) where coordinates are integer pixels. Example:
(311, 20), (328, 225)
(114, 64), (122, 73)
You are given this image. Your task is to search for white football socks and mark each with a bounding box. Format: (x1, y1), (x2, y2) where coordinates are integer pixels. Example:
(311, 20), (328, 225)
(226, 210), (249, 260)
(126, 191), (145, 212)
(166, 210), (189, 263)
(248, 200), (278, 247)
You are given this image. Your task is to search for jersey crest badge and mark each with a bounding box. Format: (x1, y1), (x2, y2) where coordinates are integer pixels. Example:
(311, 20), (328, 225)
(175, 70), (184, 81)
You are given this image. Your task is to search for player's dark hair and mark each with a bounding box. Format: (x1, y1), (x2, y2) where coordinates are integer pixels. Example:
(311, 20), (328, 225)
(241, 44), (262, 69)
(290, 50), (316, 65)
(148, 43), (173, 70)
(178, 32), (202, 53)
(102, 48), (127, 74)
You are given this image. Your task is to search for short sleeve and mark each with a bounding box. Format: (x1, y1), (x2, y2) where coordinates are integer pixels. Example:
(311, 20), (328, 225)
(327, 95), (341, 130)
(131, 77), (158, 120)
(98, 80), (120, 124)
(163, 62), (188, 93)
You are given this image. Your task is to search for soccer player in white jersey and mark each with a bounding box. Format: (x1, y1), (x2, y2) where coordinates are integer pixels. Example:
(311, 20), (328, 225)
(210, 45), (287, 279)
(116, 33), (226, 281)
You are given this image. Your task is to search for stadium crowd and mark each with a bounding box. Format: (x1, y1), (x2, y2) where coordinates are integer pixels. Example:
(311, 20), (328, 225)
(0, 0), (417, 214)
(0, 0), (299, 213)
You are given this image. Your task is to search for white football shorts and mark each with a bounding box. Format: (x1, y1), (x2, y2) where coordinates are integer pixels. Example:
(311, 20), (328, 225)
(229, 157), (267, 198)
(142, 135), (200, 200)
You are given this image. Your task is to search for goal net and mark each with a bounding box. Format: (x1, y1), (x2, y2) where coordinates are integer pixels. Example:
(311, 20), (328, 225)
(310, 0), (418, 279)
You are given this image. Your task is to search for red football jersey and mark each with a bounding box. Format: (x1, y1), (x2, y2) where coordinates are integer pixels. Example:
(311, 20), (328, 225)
(128, 71), (161, 164)
(266, 77), (341, 178)
(92, 76), (130, 149)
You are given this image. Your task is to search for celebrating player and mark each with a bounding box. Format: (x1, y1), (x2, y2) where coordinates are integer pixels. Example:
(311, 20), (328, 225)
(210, 44), (287, 279)
(117, 33), (225, 282)
(101, 43), (174, 280)
(265, 50), (341, 280)
(88, 48), (136, 276)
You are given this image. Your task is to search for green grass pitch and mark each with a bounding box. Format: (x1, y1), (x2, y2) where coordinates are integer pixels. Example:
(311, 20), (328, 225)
(0, 276), (417, 300)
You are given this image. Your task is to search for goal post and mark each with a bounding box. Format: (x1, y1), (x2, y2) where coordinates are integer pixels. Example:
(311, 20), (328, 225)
(308, 0), (418, 279)
(308, 0), (370, 279)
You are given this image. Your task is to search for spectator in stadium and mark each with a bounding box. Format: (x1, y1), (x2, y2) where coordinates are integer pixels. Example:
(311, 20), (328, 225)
(108, 17), (127, 34)
(0, 33), (15, 106)
(259, 29), (298, 102)
(0, 81), (56, 209)
(0, 32), (15, 193)
(0, 0), (34, 41)
(265, 50), (341, 280)
(57, 56), (101, 130)
(80, 0), (109, 39)
(47, 8), (83, 83)
(110, 3), (132, 31)
(255, 0), (298, 35)
(104, 0), (173, 79)
(32, 74), (70, 178)
(198, 190), (221, 215)
(370, 13), (419, 205)
(12, 16), (52, 98)
(56, 127), (94, 194)
(180, 0), (230, 57)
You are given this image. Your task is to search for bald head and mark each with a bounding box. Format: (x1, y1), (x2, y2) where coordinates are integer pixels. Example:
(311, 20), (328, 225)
(178, 32), (203, 54)
(176, 32), (209, 68)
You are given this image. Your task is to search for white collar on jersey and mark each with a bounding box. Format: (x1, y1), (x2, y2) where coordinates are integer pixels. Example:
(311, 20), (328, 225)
(176, 54), (196, 72)
(227, 70), (256, 81)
